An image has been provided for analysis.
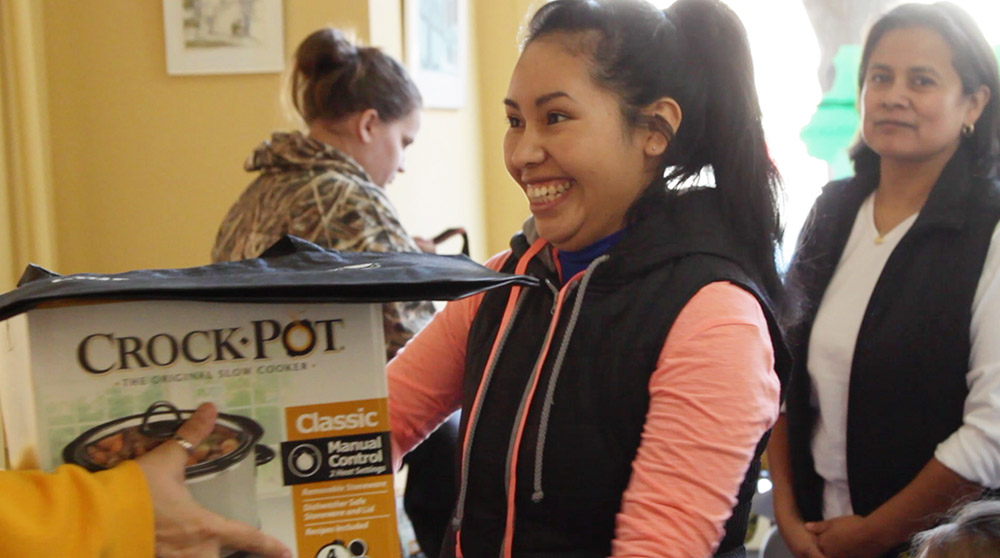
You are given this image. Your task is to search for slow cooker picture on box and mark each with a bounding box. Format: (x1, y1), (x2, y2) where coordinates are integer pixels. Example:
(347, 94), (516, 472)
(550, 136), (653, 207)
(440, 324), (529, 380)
(63, 401), (275, 557)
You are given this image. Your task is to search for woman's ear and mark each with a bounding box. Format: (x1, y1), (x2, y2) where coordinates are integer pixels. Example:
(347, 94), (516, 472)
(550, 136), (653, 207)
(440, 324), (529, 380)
(356, 108), (381, 144)
(965, 85), (991, 129)
(642, 97), (682, 157)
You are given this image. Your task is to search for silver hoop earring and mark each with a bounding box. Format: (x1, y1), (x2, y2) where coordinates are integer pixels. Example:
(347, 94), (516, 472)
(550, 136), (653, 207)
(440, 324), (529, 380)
(962, 123), (975, 137)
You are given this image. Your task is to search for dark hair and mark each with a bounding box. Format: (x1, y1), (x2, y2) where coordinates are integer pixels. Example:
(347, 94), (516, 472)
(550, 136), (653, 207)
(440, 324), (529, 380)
(911, 499), (1000, 557)
(851, 2), (1000, 178)
(291, 27), (421, 124)
(524, 0), (783, 301)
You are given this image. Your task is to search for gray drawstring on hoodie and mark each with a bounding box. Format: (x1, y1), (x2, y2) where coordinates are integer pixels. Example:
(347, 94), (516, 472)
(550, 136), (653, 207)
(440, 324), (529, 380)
(451, 290), (529, 531)
(532, 254), (609, 502)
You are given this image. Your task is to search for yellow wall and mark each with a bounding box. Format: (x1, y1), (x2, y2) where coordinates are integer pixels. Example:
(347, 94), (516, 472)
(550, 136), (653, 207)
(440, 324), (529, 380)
(43, 1), (371, 273)
(371, 0), (487, 261)
(1, 0), (58, 290)
(390, 0), (544, 259)
(37, 0), (534, 275)
(474, 0), (539, 255)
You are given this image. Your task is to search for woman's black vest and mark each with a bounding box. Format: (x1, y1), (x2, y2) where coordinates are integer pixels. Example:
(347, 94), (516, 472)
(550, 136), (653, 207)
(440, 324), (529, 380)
(784, 150), (1000, 536)
(447, 191), (790, 558)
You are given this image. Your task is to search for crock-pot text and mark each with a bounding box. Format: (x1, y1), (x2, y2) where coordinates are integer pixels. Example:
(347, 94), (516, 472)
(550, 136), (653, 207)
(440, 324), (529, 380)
(76, 318), (344, 374)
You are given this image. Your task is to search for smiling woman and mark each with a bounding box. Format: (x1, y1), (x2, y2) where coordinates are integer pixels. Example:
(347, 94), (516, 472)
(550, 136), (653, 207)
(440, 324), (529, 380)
(386, 1), (790, 557)
(502, 37), (663, 251)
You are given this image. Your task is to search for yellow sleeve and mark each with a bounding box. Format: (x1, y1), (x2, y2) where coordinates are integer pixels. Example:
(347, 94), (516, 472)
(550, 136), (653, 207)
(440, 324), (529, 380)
(0, 461), (154, 557)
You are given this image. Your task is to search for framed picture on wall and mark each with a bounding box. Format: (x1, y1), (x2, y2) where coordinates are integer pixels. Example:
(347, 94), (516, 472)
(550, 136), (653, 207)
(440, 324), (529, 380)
(404, 0), (468, 109)
(162, 0), (284, 75)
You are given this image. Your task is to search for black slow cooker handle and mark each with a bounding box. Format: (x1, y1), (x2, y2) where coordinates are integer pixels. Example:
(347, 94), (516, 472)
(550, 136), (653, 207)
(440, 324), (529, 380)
(255, 445), (276, 466)
(140, 400), (185, 439)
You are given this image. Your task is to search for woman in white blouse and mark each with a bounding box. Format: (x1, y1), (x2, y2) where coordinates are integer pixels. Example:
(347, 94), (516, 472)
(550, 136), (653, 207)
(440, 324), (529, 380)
(770, 3), (1000, 558)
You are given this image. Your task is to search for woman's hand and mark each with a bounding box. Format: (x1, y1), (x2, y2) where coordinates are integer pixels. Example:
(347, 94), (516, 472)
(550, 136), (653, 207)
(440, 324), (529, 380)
(136, 403), (291, 558)
(414, 237), (437, 254)
(806, 515), (884, 558)
(774, 505), (827, 558)
(769, 415), (827, 558)
(803, 459), (982, 558)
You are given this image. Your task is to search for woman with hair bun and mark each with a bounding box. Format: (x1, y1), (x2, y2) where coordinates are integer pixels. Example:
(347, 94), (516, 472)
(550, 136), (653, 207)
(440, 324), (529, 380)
(213, 28), (430, 357)
(212, 27), (457, 558)
(771, 3), (1000, 557)
(387, 0), (788, 556)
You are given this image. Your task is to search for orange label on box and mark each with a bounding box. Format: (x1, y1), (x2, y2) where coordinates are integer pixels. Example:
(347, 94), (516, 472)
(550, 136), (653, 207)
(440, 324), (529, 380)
(283, 400), (400, 558)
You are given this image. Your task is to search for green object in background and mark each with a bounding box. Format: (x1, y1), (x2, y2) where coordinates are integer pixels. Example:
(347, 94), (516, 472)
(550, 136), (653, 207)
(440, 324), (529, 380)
(800, 45), (862, 180)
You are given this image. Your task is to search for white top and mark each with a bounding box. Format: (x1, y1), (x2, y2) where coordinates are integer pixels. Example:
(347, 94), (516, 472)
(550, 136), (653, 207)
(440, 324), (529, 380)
(807, 193), (1000, 519)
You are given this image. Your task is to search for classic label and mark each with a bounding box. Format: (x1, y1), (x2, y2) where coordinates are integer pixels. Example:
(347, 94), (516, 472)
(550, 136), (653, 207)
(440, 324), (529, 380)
(284, 400), (399, 558)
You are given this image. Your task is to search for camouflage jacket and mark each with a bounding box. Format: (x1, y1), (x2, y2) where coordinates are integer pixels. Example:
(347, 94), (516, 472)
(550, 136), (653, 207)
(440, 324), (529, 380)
(212, 131), (435, 361)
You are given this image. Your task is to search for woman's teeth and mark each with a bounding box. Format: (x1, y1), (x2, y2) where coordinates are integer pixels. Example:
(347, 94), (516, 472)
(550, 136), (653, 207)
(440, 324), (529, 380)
(526, 181), (571, 203)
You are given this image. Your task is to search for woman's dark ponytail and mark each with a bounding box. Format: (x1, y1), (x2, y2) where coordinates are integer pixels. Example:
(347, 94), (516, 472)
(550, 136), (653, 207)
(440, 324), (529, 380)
(291, 27), (421, 124)
(665, 0), (783, 301)
(525, 0), (783, 301)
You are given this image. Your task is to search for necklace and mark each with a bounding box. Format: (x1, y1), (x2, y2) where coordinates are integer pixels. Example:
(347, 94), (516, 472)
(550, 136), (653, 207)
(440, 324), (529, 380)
(872, 194), (886, 245)
(871, 189), (899, 246)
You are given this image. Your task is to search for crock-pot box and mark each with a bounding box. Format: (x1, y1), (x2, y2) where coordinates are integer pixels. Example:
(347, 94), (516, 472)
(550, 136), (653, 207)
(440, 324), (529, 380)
(0, 236), (537, 558)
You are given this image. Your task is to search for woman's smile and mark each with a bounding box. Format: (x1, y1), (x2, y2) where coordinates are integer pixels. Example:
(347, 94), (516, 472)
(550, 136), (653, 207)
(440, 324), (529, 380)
(524, 178), (575, 206)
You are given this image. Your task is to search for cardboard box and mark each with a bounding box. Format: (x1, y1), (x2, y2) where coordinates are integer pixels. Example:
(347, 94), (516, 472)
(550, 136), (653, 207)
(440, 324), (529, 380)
(0, 238), (537, 557)
(0, 298), (400, 558)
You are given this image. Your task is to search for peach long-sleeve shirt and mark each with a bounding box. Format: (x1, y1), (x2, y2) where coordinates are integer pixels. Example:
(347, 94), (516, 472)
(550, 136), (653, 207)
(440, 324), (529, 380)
(388, 252), (780, 557)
